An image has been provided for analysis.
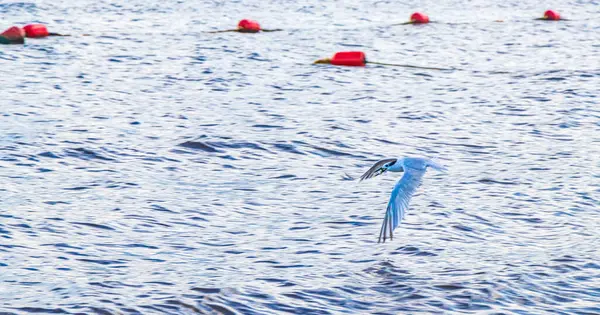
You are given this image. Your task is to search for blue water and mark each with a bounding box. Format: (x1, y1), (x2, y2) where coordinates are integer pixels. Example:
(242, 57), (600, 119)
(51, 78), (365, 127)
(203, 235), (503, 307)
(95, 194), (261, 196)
(2, 0), (600, 314)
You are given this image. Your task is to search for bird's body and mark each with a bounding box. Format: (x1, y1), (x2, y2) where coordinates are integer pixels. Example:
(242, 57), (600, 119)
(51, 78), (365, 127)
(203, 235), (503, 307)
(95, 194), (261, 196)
(359, 157), (446, 243)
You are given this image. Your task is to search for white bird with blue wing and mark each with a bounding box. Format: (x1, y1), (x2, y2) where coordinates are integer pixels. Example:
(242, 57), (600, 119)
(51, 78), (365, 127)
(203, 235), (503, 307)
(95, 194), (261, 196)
(359, 157), (446, 243)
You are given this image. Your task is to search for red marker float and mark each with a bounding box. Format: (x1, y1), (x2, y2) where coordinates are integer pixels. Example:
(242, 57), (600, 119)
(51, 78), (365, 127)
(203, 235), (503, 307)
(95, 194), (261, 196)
(410, 12), (430, 24)
(207, 19), (282, 33)
(237, 19), (261, 33)
(542, 10), (560, 21)
(0, 26), (25, 44)
(314, 51), (452, 70)
(23, 24), (49, 38)
(396, 12), (430, 25)
(23, 24), (69, 37)
(314, 51), (366, 67)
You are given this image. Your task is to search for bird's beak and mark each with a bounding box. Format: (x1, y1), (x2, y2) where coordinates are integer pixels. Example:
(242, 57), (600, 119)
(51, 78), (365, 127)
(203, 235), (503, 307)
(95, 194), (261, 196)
(373, 167), (386, 177)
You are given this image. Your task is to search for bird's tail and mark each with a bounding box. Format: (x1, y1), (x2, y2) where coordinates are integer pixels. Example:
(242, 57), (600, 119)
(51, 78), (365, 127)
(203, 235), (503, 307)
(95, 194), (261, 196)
(427, 159), (447, 173)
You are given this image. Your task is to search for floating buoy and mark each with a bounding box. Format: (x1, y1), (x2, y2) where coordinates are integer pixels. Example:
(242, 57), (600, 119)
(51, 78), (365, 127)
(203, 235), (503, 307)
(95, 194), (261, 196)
(314, 51), (453, 70)
(314, 51), (366, 67)
(237, 19), (261, 33)
(542, 10), (560, 21)
(207, 19), (281, 33)
(23, 24), (69, 37)
(0, 26), (25, 44)
(410, 12), (430, 24)
(23, 24), (49, 38)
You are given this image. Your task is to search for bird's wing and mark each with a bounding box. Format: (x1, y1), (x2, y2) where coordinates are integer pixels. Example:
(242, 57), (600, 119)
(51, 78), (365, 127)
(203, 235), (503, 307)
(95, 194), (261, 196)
(379, 167), (426, 243)
(359, 158), (397, 181)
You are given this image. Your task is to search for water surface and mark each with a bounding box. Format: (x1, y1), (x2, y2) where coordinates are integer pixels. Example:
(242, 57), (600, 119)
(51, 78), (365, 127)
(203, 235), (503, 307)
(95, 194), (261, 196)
(1, 0), (599, 314)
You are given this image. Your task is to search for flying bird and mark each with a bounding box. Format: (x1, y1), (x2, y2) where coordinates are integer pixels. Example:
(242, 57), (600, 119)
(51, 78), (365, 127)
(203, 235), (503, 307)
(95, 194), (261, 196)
(360, 157), (446, 243)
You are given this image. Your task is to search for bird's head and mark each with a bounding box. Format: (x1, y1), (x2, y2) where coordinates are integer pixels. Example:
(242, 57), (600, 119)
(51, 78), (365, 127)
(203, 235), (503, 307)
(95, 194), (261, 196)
(375, 160), (399, 176)
(386, 159), (404, 172)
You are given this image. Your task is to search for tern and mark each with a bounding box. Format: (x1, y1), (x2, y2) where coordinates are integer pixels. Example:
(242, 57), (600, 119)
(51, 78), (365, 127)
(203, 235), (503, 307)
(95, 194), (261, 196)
(359, 157), (446, 243)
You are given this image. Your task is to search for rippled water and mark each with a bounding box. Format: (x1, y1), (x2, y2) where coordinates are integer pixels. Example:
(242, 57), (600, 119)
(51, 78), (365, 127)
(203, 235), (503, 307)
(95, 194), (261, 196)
(2, 0), (600, 314)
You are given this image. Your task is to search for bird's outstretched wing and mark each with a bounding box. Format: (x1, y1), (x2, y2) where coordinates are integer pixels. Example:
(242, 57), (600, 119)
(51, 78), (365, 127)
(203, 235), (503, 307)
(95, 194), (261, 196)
(379, 167), (426, 243)
(359, 158), (397, 181)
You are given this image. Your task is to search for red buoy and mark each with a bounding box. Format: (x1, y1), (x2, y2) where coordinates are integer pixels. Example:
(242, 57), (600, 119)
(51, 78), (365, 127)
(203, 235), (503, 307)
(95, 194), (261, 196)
(543, 10), (560, 21)
(331, 51), (366, 66)
(23, 24), (50, 38)
(410, 12), (430, 24)
(237, 19), (261, 32)
(0, 26), (25, 44)
(314, 51), (366, 67)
